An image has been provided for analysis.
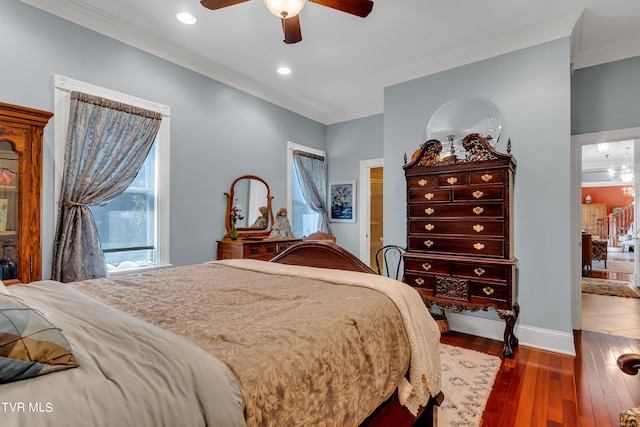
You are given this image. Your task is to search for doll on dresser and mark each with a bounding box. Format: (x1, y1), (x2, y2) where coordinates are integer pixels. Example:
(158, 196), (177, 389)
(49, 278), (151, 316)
(268, 207), (293, 239)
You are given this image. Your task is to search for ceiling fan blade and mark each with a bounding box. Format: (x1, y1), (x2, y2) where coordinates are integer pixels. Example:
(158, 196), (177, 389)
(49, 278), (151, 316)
(200, 0), (250, 11)
(309, 0), (373, 17)
(281, 15), (302, 44)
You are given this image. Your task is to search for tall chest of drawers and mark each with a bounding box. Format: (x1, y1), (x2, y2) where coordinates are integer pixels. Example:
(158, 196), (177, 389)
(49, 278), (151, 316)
(403, 134), (519, 357)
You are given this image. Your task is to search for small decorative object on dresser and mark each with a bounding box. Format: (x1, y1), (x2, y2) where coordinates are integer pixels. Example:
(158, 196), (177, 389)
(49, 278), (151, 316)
(403, 133), (519, 358)
(269, 207), (294, 239)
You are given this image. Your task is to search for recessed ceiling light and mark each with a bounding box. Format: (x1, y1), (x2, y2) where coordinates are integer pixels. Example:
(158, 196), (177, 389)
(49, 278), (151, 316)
(177, 12), (197, 25)
(277, 67), (292, 75)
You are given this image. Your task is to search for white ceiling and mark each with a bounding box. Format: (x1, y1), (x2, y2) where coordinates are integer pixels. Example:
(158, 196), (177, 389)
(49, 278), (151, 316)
(582, 140), (635, 172)
(20, 0), (640, 124)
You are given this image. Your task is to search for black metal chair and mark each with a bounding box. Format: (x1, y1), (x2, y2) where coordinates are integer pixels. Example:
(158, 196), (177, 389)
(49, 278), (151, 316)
(375, 245), (406, 280)
(375, 244), (450, 333)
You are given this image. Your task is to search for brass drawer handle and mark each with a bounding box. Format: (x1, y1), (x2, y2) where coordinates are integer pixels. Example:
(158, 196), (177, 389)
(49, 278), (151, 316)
(473, 207), (484, 215)
(425, 207), (435, 215)
(424, 240), (434, 248)
(415, 277), (425, 286)
(424, 192), (435, 200)
(447, 177), (458, 185)
(418, 179), (428, 187)
(473, 243), (485, 250)
(474, 268), (486, 276)
(473, 224), (485, 232)
(425, 224), (435, 231)
(472, 191), (484, 199)
(481, 174), (493, 182)
(422, 263), (432, 271)
(483, 287), (495, 296)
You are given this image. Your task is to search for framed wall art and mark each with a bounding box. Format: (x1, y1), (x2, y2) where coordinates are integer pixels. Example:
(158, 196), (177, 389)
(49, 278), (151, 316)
(329, 180), (356, 223)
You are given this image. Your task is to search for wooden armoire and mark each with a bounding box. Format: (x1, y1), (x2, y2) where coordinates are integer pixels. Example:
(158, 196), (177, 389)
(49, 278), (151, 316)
(0, 102), (52, 284)
(402, 133), (519, 357)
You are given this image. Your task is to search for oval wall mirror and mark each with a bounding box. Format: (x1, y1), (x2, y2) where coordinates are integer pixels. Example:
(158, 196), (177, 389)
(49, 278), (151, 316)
(425, 96), (503, 159)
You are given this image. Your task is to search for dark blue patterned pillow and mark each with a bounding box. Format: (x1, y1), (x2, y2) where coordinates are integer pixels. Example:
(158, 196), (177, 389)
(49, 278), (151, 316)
(0, 294), (78, 383)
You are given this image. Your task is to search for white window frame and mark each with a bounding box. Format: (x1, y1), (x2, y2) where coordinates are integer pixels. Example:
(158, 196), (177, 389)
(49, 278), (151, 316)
(286, 141), (326, 235)
(53, 74), (171, 275)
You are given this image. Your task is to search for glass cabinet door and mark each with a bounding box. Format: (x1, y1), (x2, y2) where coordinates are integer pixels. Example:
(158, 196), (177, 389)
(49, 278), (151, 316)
(0, 141), (18, 280)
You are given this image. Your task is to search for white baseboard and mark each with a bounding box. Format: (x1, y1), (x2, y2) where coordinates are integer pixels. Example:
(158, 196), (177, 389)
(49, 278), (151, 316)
(446, 312), (576, 356)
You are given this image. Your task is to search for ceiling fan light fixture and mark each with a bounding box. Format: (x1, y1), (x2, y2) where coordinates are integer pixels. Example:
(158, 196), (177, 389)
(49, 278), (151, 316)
(264, 0), (305, 18)
(176, 12), (197, 25)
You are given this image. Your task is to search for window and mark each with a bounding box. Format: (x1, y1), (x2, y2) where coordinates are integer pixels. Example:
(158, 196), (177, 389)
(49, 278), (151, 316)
(54, 75), (171, 274)
(89, 143), (157, 270)
(287, 142), (325, 237)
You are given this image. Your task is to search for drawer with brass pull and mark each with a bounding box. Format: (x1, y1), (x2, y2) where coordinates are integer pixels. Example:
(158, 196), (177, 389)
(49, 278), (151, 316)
(452, 262), (511, 281)
(469, 281), (508, 303)
(408, 188), (451, 203)
(437, 173), (466, 187)
(453, 186), (504, 202)
(409, 220), (504, 237)
(408, 236), (506, 257)
(407, 176), (437, 188)
(403, 257), (449, 275)
(468, 170), (505, 185)
(408, 202), (504, 219)
(402, 272), (433, 290)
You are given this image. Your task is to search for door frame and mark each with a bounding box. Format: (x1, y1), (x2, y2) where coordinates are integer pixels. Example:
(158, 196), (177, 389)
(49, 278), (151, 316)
(572, 127), (640, 329)
(359, 158), (384, 265)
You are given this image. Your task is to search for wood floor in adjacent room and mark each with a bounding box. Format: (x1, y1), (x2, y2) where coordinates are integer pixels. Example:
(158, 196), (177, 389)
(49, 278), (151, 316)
(441, 330), (640, 427)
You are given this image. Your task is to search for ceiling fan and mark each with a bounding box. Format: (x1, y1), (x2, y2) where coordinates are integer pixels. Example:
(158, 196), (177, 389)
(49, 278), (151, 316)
(200, 0), (374, 44)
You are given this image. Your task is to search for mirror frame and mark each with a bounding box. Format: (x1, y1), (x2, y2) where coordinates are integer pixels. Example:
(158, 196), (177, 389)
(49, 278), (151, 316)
(224, 175), (274, 239)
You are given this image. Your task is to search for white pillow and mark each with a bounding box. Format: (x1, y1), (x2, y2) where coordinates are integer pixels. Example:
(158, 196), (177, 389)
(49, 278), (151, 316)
(0, 280), (10, 295)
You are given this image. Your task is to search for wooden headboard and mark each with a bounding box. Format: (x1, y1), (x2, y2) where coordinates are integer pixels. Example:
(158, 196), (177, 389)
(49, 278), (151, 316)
(270, 241), (374, 274)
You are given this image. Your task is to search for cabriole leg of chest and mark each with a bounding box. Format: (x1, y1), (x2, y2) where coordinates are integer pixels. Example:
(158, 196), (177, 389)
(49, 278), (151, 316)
(497, 302), (520, 358)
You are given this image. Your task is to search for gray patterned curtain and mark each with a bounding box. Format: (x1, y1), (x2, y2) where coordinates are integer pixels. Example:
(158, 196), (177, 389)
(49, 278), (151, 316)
(292, 150), (332, 235)
(51, 91), (162, 282)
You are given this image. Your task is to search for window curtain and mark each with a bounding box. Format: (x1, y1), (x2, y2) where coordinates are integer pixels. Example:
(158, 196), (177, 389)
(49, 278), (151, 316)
(292, 150), (332, 234)
(51, 91), (162, 283)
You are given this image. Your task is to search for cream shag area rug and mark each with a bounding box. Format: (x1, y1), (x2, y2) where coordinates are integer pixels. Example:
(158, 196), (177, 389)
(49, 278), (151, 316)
(439, 344), (502, 427)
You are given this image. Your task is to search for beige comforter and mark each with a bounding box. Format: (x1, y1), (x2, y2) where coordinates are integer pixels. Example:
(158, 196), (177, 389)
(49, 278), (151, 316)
(67, 259), (441, 426)
(3, 280), (246, 427)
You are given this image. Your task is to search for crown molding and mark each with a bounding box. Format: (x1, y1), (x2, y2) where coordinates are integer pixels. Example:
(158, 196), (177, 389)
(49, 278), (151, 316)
(20, 0), (330, 123)
(378, 13), (580, 89)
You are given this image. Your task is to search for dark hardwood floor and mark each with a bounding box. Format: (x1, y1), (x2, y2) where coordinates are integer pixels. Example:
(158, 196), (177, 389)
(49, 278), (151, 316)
(441, 330), (640, 427)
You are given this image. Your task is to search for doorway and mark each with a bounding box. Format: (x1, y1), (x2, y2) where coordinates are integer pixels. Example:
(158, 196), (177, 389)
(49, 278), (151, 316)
(574, 129), (640, 339)
(359, 158), (383, 269)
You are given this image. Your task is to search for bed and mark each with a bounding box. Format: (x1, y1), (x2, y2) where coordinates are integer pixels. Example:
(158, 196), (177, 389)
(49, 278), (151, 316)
(1, 241), (443, 427)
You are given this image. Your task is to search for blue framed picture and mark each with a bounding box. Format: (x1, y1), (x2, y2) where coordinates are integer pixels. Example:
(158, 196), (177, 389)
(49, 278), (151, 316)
(329, 180), (356, 223)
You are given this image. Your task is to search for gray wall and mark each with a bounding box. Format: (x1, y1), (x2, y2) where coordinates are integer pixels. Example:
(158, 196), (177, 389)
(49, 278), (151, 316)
(326, 114), (383, 255)
(1, 0), (326, 277)
(382, 39), (573, 337)
(572, 56), (640, 135)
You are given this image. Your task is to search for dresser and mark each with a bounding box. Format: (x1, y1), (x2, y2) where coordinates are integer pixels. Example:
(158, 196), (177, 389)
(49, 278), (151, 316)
(403, 133), (519, 357)
(217, 238), (302, 261)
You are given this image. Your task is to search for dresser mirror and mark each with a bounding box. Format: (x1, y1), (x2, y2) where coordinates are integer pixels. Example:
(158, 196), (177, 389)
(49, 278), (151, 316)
(224, 175), (274, 239)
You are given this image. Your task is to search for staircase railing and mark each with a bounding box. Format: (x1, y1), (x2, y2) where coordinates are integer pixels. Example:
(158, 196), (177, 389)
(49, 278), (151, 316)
(601, 202), (634, 247)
